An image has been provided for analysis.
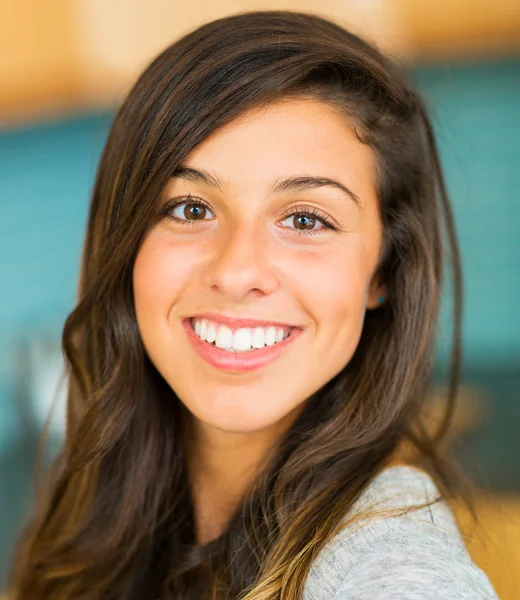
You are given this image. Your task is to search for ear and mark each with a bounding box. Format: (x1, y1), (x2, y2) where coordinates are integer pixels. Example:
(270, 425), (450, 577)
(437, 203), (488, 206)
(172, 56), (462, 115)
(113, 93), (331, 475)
(366, 276), (387, 311)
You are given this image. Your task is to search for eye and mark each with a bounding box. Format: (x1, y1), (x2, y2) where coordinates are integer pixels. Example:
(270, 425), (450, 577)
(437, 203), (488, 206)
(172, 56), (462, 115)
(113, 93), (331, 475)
(278, 205), (337, 237)
(160, 195), (215, 225)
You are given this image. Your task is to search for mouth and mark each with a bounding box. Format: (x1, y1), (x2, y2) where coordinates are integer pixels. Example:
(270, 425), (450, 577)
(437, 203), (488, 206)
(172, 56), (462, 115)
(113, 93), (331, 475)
(182, 317), (303, 373)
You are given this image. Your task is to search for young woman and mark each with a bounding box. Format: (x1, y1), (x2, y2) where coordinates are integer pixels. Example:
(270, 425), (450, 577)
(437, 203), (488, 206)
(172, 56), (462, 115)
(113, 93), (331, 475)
(8, 10), (499, 600)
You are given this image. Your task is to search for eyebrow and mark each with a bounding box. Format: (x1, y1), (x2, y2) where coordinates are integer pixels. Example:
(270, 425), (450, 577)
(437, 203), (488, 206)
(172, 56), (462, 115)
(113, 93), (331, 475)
(171, 165), (362, 208)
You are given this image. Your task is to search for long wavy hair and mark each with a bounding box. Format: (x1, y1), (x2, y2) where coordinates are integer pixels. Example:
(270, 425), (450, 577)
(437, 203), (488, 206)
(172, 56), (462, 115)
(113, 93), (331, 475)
(8, 10), (480, 600)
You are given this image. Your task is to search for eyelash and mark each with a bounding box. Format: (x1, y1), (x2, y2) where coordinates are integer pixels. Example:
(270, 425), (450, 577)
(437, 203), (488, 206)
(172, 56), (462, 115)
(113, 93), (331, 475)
(159, 194), (338, 237)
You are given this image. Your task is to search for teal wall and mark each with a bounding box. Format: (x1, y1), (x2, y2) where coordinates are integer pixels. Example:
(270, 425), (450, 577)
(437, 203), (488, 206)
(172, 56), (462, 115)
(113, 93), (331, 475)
(0, 112), (113, 452)
(412, 60), (520, 364)
(0, 57), (519, 584)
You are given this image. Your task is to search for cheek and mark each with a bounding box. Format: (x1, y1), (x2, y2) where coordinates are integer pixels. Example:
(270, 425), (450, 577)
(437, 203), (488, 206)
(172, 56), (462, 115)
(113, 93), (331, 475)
(132, 233), (195, 327)
(292, 240), (370, 319)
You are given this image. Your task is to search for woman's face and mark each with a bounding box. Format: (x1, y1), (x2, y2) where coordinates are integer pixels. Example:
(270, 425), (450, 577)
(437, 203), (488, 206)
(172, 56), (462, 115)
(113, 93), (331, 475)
(133, 98), (385, 435)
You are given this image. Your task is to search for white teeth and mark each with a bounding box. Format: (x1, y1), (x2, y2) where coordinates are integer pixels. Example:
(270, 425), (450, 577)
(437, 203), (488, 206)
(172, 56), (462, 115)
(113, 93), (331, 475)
(206, 322), (217, 343)
(215, 325), (233, 349)
(192, 318), (291, 352)
(265, 326), (276, 346)
(251, 327), (265, 349)
(232, 328), (252, 351)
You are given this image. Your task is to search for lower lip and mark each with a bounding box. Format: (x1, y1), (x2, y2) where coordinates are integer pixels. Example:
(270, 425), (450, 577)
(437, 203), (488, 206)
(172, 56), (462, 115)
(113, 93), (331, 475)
(182, 319), (303, 373)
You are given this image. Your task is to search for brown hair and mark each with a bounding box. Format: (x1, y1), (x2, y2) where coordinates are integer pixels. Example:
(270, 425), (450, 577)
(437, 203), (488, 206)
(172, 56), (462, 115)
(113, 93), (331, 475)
(8, 10), (479, 599)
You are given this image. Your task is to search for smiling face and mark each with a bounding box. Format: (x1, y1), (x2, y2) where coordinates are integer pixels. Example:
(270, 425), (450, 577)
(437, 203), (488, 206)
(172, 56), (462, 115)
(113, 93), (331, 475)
(132, 97), (385, 438)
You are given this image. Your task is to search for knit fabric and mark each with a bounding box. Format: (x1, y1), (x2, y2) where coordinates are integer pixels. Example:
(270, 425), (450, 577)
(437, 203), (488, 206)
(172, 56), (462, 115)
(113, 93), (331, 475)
(302, 465), (500, 599)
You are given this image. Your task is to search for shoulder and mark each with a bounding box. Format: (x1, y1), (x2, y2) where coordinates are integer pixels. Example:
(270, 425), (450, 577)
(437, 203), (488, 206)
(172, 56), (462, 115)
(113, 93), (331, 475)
(303, 465), (499, 600)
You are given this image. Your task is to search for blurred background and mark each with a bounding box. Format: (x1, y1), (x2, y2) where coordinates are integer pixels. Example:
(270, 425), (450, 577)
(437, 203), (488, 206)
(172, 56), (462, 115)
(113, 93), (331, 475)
(0, 0), (519, 598)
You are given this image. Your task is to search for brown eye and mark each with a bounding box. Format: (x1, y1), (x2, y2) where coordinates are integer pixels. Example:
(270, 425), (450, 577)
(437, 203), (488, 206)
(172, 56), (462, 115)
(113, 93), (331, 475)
(183, 203), (207, 220)
(279, 208), (332, 237)
(162, 197), (215, 225)
(293, 214), (316, 231)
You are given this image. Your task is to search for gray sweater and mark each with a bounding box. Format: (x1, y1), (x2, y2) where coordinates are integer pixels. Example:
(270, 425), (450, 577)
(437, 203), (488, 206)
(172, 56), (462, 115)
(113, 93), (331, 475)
(302, 465), (500, 599)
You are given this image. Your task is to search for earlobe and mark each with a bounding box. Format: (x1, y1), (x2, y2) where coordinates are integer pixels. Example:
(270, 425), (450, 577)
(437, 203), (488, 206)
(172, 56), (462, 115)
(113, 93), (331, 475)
(366, 283), (387, 310)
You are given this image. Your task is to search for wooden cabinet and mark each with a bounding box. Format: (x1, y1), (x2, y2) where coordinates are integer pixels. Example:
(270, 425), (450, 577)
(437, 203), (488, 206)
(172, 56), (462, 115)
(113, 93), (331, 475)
(1, 0), (519, 125)
(452, 495), (520, 600)
(0, 0), (83, 124)
(400, 0), (520, 60)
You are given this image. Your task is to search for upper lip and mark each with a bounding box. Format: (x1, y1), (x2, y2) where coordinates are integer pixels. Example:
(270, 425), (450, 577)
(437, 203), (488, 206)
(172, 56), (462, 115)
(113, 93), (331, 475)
(187, 312), (302, 330)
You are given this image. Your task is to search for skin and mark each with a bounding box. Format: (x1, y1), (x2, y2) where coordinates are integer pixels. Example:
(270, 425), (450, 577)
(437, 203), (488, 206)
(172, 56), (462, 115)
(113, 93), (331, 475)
(132, 98), (390, 544)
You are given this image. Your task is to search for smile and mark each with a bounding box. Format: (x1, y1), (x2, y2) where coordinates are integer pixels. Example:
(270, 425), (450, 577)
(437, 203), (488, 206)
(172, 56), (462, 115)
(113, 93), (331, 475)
(192, 317), (293, 352)
(182, 318), (303, 372)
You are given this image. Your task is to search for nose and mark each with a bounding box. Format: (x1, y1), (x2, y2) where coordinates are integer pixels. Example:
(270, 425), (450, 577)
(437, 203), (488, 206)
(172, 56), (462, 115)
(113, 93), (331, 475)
(204, 223), (280, 301)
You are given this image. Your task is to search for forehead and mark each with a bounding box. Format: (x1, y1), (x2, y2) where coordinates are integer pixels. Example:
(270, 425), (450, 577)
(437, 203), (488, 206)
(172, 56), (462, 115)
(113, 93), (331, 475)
(165, 98), (377, 203)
